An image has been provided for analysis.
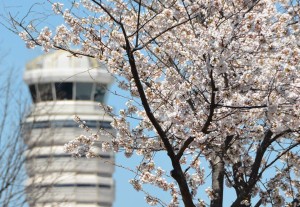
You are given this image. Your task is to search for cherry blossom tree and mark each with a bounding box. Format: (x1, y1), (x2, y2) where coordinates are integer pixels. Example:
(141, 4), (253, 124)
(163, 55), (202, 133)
(11, 0), (300, 206)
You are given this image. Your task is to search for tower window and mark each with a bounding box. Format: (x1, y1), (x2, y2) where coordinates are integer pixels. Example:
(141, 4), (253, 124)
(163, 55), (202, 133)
(38, 83), (53, 101)
(94, 84), (106, 102)
(28, 82), (108, 102)
(29, 85), (38, 103)
(76, 83), (93, 100)
(55, 82), (73, 100)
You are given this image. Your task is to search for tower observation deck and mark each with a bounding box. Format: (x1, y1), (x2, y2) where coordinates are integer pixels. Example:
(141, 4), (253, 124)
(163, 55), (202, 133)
(23, 50), (115, 207)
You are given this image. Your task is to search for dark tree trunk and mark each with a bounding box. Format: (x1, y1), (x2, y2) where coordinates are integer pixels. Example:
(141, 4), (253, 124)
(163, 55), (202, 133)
(231, 195), (251, 207)
(210, 156), (225, 207)
(171, 163), (196, 207)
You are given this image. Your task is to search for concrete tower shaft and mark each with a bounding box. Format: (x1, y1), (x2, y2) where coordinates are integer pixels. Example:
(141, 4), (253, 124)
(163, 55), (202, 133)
(23, 50), (115, 207)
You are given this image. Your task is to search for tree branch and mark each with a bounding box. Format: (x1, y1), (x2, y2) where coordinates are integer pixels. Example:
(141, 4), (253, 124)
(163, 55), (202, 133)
(135, 0), (142, 47)
(133, 16), (197, 51)
(175, 136), (194, 161)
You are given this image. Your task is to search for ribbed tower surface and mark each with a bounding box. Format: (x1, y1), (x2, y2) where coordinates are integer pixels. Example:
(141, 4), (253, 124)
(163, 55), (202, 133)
(23, 50), (115, 207)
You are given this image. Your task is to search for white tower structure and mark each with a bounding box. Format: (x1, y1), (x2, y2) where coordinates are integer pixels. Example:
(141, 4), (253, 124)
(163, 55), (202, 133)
(23, 50), (115, 207)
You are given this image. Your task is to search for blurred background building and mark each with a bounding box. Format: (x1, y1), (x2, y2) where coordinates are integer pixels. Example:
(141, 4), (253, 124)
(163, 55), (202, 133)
(23, 50), (115, 207)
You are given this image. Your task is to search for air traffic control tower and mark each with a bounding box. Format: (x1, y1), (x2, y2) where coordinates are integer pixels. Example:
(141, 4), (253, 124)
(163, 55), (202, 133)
(23, 50), (115, 207)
